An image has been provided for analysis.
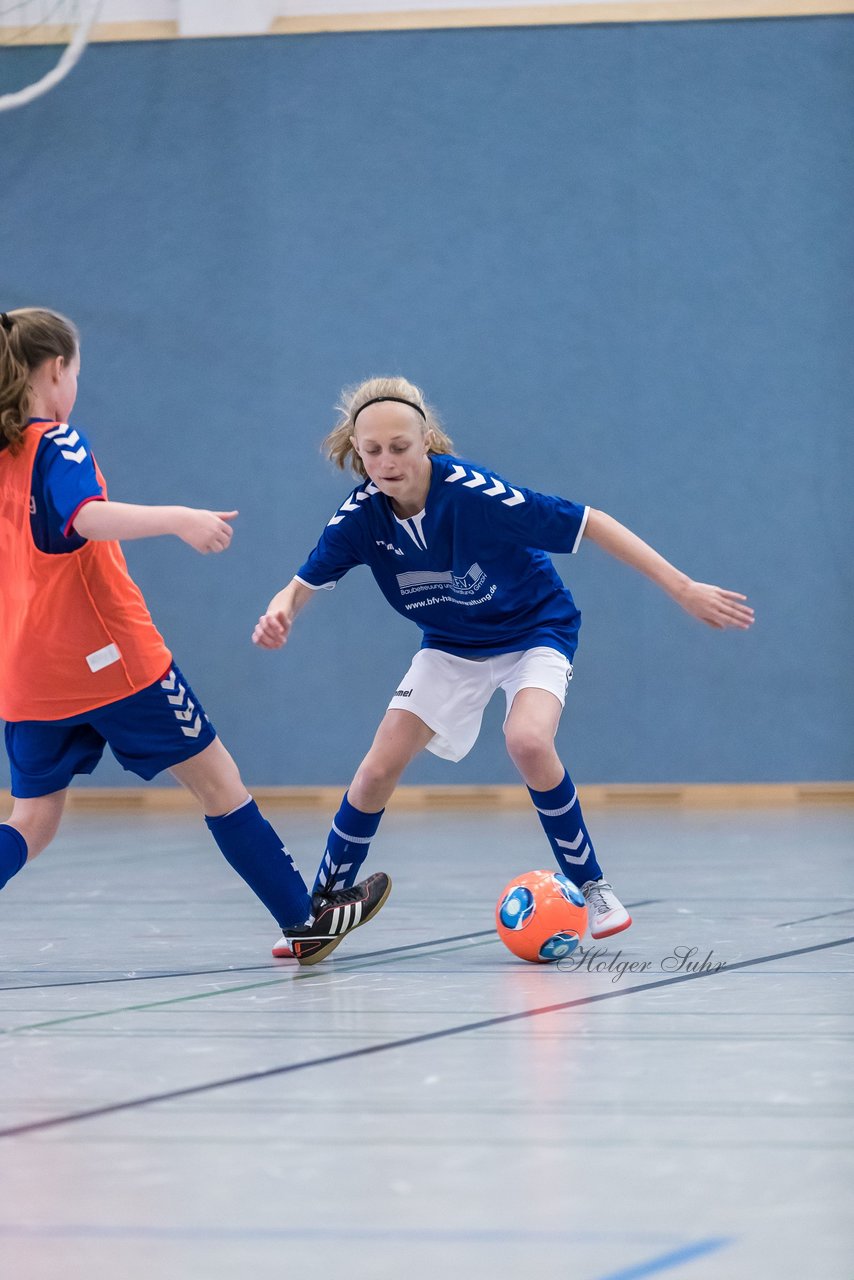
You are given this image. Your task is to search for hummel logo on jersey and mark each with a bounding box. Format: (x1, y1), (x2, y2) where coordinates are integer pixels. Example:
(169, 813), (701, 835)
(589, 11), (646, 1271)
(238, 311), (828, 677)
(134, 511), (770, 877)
(444, 464), (525, 507)
(394, 688), (413, 698)
(44, 423), (87, 465)
(376, 539), (405, 555)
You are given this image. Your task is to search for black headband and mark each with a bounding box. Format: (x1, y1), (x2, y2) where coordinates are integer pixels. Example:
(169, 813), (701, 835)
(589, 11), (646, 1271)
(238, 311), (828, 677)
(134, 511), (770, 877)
(0, 312), (13, 332)
(352, 396), (427, 425)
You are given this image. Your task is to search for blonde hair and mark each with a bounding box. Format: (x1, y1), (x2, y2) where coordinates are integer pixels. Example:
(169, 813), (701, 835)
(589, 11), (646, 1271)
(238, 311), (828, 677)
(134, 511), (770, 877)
(0, 308), (79, 455)
(324, 376), (455, 479)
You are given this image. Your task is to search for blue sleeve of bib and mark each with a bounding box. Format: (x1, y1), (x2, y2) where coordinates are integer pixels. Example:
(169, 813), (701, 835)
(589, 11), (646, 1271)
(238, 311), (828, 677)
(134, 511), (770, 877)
(33, 426), (104, 552)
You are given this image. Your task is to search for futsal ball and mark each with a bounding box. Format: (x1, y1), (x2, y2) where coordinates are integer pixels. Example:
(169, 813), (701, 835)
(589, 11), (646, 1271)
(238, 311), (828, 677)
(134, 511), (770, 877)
(496, 870), (588, 963)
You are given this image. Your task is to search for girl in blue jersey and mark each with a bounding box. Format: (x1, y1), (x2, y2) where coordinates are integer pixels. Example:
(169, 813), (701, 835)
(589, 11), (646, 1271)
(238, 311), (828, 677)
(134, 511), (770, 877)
(254, 376), (754, 950)
(0, 308), (389, 964)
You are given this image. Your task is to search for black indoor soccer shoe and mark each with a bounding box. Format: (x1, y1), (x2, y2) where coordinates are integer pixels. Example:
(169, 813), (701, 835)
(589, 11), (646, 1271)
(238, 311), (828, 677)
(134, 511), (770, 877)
(278, 872), (392, 966)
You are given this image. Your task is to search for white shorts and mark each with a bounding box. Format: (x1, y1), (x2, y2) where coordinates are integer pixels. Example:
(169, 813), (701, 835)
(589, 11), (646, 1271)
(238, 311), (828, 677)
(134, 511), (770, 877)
(388, 646), (572, 763)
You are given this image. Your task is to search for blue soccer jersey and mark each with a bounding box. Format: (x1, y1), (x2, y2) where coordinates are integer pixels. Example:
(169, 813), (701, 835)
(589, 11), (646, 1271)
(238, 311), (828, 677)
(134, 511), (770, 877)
(295, 454), (589, 660)
(26, 418), (104, 553)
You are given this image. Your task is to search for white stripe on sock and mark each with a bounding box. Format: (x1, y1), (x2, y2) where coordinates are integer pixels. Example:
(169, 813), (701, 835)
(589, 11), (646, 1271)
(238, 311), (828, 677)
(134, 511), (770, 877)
(331, 821), (375, 844)
(535, 789), (577, 818)
(220, 795), (253, 819)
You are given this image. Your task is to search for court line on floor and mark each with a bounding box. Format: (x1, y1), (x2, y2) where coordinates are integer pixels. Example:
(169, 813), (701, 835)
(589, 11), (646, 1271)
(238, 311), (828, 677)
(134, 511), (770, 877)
(776, 905), (854, 927)
(0, 899), (664, 991)
(0, 899), (663, 1033)
(0, 930), (497, 992)
(1, 938), (499, 1036)
(593, 1236), (732, 1280)
(0, 934), (850, 1141)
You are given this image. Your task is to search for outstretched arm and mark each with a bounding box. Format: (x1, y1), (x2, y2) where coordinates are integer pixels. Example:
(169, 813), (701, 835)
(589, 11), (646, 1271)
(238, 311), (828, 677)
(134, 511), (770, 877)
(72, 500), (238, 554)
(252, 578), (317, 650)
(583, 508), (754, 630)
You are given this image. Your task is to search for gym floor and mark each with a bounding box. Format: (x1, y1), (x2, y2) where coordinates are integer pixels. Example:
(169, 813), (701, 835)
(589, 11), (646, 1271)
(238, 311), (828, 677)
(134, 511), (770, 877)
(1, 802), (852, 1280)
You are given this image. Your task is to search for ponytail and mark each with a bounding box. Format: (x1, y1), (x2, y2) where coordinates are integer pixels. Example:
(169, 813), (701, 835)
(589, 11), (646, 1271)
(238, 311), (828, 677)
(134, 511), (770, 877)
(0, 318), (30, 454)
(0, 308), (79, 455)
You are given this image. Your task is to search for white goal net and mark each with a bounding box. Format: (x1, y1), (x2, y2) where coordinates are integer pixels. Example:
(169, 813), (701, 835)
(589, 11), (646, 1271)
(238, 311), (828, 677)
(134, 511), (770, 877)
(0, 0), (102, 110)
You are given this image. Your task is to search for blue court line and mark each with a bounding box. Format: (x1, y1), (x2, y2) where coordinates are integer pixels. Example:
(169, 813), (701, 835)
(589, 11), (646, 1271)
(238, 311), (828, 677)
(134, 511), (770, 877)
(0, 933), (850, 1141)
(593, 1236), (732, 1279)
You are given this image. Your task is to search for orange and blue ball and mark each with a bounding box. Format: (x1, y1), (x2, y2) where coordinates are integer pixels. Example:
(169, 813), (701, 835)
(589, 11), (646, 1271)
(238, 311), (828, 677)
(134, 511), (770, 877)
(496, 870), (588, 963)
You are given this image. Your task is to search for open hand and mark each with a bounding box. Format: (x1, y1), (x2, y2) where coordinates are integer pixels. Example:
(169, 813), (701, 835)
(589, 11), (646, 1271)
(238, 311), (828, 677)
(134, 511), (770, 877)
(677, 581), (754, 630)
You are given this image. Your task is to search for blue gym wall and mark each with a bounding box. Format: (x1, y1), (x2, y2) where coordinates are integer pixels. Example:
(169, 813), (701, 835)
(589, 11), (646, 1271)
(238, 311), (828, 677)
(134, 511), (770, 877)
(1, 17), (852, 786)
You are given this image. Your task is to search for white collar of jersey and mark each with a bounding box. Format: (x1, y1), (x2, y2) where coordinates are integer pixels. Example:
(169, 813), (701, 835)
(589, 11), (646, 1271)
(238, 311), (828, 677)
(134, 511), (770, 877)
(393, 509), (428, 551)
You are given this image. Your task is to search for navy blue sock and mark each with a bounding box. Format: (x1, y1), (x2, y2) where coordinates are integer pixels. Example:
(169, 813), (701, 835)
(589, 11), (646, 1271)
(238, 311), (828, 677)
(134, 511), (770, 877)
(0, 824), (28, 890)
(205, 799), (312, 929)
(528, 770), (603, 889)
(313, 792), (384, 897)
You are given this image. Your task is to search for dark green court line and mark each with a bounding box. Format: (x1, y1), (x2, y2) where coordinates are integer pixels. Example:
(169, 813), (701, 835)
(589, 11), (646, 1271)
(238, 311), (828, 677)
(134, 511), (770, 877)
(0, 901), (661, 993)
(2, 937), (497, 1035)
(0, 929), (496, 992)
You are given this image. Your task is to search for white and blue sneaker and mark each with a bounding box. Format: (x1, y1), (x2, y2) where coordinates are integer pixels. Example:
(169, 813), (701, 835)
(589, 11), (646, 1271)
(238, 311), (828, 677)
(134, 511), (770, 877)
(581, 879), (632, 939)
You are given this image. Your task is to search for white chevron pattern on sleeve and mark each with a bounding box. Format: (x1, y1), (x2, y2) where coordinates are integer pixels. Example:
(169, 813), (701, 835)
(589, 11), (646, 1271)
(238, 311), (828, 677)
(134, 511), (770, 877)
(327, 482), (380, 526)
(444, 464), (526, 506)
(44, 423), (88, 464)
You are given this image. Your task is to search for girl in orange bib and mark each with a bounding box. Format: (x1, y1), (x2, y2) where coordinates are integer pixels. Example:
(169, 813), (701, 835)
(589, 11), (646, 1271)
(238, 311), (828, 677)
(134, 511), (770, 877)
(0, 308), (389, 964)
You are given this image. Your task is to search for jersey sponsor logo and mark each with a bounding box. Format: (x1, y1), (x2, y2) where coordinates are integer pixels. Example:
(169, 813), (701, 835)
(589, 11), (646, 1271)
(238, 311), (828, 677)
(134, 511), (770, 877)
(444, 464), (525, 507)
(402, 582), (498, 612)
(44, 423), (87, 465)
(396, 562), (486, 597)
(327, 481), (380, 526)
